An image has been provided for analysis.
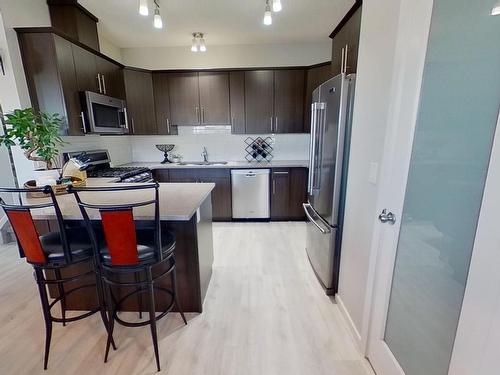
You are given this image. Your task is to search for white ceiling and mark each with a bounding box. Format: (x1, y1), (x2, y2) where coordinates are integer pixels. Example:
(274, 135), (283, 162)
(79, 0), (355, 48)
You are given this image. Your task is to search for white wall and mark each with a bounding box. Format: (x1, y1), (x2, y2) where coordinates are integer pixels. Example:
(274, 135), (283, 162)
(336, 0), (402, 348)
(98, 30), (123, 63)
(122, 41), (331, 70)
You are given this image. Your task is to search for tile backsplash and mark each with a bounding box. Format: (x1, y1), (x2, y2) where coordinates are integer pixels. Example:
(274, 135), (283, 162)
(130, 132), (310, 163)
(12, 131), (309, 184)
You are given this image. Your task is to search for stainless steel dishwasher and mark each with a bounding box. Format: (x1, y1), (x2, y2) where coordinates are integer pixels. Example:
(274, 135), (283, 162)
(231, 169), (270, 219)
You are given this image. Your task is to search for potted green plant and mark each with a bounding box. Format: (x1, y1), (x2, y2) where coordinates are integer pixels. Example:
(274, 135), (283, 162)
(0, 108), (67, 189)
(0, 108), (65, 170)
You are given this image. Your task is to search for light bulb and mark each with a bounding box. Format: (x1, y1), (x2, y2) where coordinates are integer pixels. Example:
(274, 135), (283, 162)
(492, 3), (500, 15)
(153, 8), (163, 28)
(139, 0), (149, 16)
(191, 38), (198, 52)
(272, 0), (282, 12)
(199, 38), (207, 52)
(263, 4), (272, 25)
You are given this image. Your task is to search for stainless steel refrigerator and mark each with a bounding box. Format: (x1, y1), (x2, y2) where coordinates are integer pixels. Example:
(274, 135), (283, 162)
(303, 73), (356, 295)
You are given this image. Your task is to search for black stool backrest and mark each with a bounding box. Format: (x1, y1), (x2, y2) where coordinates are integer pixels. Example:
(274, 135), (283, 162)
(68, 183), (161, 267)
(0, 186), (70, 264)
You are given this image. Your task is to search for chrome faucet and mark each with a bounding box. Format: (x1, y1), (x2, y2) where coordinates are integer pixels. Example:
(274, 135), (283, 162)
(202, 146), (209, 163)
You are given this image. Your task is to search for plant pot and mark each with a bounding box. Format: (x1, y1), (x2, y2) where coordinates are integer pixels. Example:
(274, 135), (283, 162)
(23, 177), (86, 198)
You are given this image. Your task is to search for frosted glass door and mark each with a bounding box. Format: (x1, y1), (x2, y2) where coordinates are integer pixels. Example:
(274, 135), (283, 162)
(383, 1), (500, 375)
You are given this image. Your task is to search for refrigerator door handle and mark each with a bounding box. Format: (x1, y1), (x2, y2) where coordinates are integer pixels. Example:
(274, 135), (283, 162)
(308, 103), (318, 193)
(303, 203), (331, 234)
(313, 103), (326, 191)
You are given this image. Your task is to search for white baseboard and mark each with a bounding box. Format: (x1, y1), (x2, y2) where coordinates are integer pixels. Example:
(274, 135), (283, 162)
(336, 293), (364, 353)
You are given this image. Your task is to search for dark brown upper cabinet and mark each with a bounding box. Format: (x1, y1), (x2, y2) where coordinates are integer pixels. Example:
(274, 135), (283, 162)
(72, 44), (99, 93)
(48, 0), (100, 51)
(168, 72), (231, 126)
(168, 72), (201, 126)
(331, 4), (362, 76)
(304, 63), (334, 132)
(244, 70), (274, 134)
(72, 44), (125, 99)
(152, 73), (177, 135)
(17, 32), (84, 136)
(198, 72), (230, 125)
(123, 69), (156, 135)
(229, 71), (245, 134)
(274, 69), (305, 133)
(96, 57), (125, 99)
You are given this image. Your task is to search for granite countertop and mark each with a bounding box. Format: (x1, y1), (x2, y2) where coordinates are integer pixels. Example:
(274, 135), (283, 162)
(120, 160), (309, 169)
(26, 180), (215, 221)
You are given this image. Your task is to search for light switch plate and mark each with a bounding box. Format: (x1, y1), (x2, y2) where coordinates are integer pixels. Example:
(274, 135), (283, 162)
(368, 162), (378, 185)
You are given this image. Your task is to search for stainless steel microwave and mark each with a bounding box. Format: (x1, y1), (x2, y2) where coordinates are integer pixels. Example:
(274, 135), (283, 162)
(80, 91), (129, 134)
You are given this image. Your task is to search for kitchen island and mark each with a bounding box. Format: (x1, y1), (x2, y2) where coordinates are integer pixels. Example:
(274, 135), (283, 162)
(29, 181), (215, 313)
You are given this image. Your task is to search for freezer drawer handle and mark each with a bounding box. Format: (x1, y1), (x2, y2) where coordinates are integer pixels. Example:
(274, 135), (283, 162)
(303, 203), (331, 234)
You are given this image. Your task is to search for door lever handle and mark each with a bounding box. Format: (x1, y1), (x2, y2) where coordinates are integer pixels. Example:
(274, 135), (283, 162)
(378, 209), (396, 225)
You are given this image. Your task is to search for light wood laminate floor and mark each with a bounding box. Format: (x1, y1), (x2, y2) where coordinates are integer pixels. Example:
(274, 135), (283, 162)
(0, 222), (373, 375)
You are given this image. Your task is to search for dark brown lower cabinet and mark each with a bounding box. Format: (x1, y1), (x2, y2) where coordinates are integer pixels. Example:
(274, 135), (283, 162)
(271, 167), (308, 220)
(154, 168), (232, 221)
(154, 167), (307, 221)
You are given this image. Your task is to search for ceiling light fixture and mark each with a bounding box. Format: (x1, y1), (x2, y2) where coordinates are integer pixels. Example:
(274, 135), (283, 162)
(191, 33), (207, 53)
(272, 0), (282, 12)
(191, 35), (199, 52)
(492, 2), (500, 15)
(263, 0), (272, 25)
(153, 0), (163, 29)
(139, 0), (149, 16)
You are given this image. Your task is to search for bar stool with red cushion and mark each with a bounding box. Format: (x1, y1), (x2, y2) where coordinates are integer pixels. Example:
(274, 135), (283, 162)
(68, 183), (187, 372)
(0, 185), (115, 370)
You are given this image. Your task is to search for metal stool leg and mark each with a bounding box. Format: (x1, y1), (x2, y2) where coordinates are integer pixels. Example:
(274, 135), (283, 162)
(146, 267), (161, 372)
(104, 281), (116, 363)
(54, 269), (66, 327)
(171, 262), (187, 325)
(95, 270), (117, 351)
(35, 269), (53, 370)
(134, 272), (143, 319)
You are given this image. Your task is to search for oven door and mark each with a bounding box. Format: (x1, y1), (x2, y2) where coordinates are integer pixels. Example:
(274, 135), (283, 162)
(82, 91), (129, 134)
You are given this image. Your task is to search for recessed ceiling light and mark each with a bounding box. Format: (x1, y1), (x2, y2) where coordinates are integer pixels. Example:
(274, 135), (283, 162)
(139, 0), (148, 16)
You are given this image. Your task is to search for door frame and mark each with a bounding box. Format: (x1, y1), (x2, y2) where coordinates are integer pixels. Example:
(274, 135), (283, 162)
(360, 0), (435, 372)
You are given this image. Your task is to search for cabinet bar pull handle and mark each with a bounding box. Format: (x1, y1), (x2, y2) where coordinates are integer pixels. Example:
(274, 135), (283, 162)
(80, 111), (87, 134)
(102, 74), (107, 94)
(201, 107), (205, 123)
(270, 116), (273, 132)
(166, 118), (170, 133)
(273, 179), (276, 195)
(275, 116), (278, 133)
(344, 44), (349, 74)
(273, 171), (289, 175)
(341, 48), (345, 74)
(131, 118), (135, 134)
(195, 107), (200, 123)
(97, 74), (102, 93)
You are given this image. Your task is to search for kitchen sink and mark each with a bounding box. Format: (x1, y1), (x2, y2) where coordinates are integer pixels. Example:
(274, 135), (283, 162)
(178, 161), (228, 166)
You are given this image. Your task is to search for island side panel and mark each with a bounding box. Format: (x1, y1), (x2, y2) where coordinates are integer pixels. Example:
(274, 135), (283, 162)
(196, 195), (214, 304)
